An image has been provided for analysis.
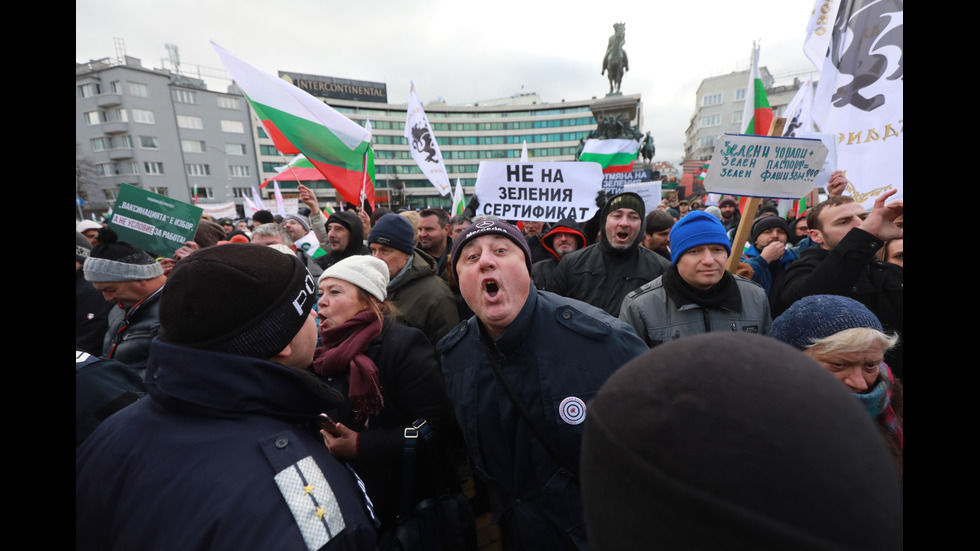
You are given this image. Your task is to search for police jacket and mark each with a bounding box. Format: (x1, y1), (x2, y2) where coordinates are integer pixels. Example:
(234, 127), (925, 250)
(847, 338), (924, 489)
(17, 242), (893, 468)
(619, 270), (772, 348)
(778, 227), (904, 378)
(101, 285), (164, 377)
(438, 287), (648, 550)
(76, 340), (378, 551)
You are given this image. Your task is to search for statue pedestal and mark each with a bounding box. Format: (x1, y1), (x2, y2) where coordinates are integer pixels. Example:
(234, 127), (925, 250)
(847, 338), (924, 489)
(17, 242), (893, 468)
(590, 93), (641, 127)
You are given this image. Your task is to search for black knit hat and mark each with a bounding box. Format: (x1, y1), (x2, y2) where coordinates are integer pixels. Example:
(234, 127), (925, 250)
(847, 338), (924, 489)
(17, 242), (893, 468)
(450, 218), (533, 279)
(750, 215), (790, 246)
(252, 210), (276, 225)
(368, 213), (415, 255)
(159, 243), (317, 360)
(581, 332), (903, 551)
(84, 227), (164, 282)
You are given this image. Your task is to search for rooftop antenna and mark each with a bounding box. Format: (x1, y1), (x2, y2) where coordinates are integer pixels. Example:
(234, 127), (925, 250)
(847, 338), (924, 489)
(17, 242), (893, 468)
(165, 43), (181, 75)
(113, 37), (126, 64)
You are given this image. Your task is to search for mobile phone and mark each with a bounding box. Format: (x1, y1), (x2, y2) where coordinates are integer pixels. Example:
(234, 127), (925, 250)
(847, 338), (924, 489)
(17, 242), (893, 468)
(316, 414), (336, 430)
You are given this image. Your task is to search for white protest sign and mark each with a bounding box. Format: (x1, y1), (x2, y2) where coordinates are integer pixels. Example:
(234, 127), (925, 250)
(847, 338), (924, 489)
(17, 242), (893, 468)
(623, 181), (663, 215)
(474, 161), (603, 223)
(705, 134), (829, 200)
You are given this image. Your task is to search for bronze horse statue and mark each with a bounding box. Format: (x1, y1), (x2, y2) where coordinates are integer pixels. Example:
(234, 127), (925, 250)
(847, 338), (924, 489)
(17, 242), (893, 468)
(602, 23), (629, 94)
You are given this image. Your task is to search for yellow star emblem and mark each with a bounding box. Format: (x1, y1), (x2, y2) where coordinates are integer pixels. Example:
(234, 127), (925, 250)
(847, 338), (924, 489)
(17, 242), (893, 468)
(315, 506), (326, 519)
(303, 483), (315, 495)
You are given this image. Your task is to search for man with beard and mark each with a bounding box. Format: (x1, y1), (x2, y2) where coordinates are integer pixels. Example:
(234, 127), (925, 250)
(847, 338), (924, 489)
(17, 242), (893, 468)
(718, 195), (741, 232)
(298, 184), (370, 270)
(531, 217), (586, 291)
(549, 192), (671, 316)
(418, 208), (453, 280)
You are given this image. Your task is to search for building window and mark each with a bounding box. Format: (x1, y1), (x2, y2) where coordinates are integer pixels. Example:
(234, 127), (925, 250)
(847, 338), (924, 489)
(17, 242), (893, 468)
(103, 189), (117, 201)
(177, 115), (203, 130)
(133, 109), (155, 124)
(144, 162), (164, 175)
(110, 81), (121, 94)
(257, 127), (269, 139)
(701, 114), (721, 127)
(221, 120), (245, 133)
(90, 137), (109, 151)
(702, 93), (723, 107)
(172, 89), (197, 104)
(78, 83), (101, 98)
(225, 143), (247, 156)
(232, 187), (251, 198)
(139, 136), (160, 149)
(699, 136), (715, 147)
(149, 187), (169, 196)
(182, 139), (206, 153)
(196, 187), (214, 199)
(217, 96), (241, 109)
(96, 163), (115, 177)
(116, 135), (133, 148)
(259, 145), (279, 156)
(111, 108), (128, 122)
(735, 88), (747, 101)
(84, 111), (104, 125)
(228, 165), (251, 177)
(732, 111), (743, 124)
(127, 82), (150, 97)
(262, 162), (283, 172)
(186, 163), (211, 176)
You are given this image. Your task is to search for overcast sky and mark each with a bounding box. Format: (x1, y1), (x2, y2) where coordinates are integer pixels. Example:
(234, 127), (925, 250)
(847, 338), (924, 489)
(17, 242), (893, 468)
(77, 0), (817, 167)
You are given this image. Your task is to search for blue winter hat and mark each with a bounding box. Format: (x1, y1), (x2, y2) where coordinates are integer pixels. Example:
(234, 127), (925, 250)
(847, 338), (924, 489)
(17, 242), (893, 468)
(772, 295), (883, 351)
(368, 213), (415, 255)
(669, 211), (731, 264)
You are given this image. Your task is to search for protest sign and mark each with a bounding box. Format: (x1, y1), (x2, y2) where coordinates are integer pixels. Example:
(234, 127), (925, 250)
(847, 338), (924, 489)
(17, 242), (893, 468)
(474, 162), (603, 223)
(200, 202), (238, 220)
(623, 181), (663, 215)
(602, 168), (654, 195)
(705, 134), (828, 200)
(109, 184), (202, 257)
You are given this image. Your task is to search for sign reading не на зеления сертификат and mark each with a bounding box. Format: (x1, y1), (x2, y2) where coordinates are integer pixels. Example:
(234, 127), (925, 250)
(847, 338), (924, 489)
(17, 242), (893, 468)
(705, 134), (829, 199)
(474, 161), (603, 223)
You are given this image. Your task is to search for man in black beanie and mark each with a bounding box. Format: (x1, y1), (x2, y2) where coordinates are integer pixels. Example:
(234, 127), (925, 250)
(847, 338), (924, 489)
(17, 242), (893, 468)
(439, 219), (648, 550)
(741, 215), (799, 315)
(549, 192), (671, 316)
(83, 227), (167, 376)
(581, 332), (903, 551)
(76, 243), (378, 550)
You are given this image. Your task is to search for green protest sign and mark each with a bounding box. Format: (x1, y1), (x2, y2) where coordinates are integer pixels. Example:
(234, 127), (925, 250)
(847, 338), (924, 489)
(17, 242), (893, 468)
(108, 184), (202, 258)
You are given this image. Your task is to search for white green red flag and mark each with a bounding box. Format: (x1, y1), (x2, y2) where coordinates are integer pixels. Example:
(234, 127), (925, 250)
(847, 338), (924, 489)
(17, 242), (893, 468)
(251, 186), (267, 211)
(520, 140), (528, 162)
(294, 230), (326, 259)
(740, 43), (774, 136)
(452, 179), (466, 215)
(261, 155), (324, 188)
(578, 138), (640, 172)
(212, 42), (375, 208)
(273, 181), (286, 217)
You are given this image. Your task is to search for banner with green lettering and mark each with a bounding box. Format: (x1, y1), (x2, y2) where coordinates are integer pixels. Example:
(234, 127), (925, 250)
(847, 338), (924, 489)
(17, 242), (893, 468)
(705, 134), (829, 199)
(109, 184), (202, 258)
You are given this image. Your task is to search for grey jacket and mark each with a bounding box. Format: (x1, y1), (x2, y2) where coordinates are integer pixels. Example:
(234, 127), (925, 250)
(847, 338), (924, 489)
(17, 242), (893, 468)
(619, 274), (772, 347)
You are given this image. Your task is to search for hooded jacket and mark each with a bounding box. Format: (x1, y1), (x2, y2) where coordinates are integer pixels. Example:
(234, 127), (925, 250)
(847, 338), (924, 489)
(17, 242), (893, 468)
(313, 210), (371, 270)
(531, 218), (586, 291)
(388, 250), (460, 347)
(548, 198), (671, 316)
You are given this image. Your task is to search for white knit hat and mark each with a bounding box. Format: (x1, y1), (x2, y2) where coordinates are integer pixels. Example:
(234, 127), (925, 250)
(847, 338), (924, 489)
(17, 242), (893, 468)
(318, 255), (389, 302)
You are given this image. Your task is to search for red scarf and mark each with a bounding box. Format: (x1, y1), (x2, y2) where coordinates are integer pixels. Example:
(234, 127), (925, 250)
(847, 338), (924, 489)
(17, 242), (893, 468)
(312, 310), (384, 424)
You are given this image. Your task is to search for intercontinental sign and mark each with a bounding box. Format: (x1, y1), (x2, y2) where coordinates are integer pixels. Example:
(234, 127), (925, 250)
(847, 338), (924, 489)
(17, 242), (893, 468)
(279, 71), (387, 103)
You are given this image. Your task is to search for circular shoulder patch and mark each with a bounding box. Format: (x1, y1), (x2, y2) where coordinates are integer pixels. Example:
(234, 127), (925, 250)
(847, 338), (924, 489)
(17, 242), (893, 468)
(558, 396), (587, 425)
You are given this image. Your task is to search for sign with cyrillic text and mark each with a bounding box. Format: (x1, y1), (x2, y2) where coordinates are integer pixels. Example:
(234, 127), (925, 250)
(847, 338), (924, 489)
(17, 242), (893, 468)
(474, 162), (603, 223)
(705, 134), (829, 199)
(109, 184), (202, 257)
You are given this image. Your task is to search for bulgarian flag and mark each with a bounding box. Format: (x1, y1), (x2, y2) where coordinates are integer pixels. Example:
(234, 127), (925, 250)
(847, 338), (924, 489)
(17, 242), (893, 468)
(294, 230), (327, 260)
(451, 178), (466, 215)
(740, 42), (774, 136)
(579, 138), (640, 173)
(212, 42), (375, 209)
(261, 155), (324, 188)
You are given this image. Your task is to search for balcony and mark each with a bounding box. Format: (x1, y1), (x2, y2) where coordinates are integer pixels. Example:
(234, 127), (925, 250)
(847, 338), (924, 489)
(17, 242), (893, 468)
(96, 94), (123, 108)
(101, 121), (128, 134)
(108, 148), (134, 160)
